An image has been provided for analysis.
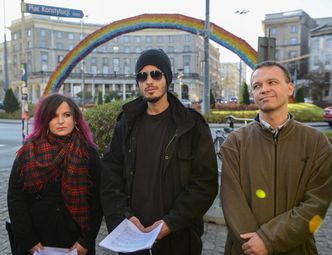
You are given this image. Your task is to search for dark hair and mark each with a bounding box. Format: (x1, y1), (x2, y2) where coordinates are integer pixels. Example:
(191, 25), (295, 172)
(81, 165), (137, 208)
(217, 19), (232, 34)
(251, 61), (291, 84)
(27, 94), (96, 147)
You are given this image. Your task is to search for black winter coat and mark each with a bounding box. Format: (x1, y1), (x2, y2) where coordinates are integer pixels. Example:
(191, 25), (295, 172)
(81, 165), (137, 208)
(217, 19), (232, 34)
(101, 93), (218, 255)
(7, 146), (103, 255)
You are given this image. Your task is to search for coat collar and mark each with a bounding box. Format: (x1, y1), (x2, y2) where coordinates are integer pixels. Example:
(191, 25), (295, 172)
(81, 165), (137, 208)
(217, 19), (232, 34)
(122, 92), (195, 135)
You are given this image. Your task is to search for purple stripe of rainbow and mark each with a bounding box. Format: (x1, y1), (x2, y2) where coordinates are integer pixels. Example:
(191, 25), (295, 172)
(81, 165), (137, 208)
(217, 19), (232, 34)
(44, 13), (257, 96)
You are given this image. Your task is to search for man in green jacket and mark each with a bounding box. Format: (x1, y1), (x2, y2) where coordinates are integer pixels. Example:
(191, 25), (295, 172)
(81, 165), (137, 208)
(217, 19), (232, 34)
(221, 61), (332, 255)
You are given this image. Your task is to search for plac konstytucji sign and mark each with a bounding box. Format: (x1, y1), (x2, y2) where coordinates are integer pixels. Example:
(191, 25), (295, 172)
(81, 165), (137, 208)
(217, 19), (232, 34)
(22, 3), (84, 19)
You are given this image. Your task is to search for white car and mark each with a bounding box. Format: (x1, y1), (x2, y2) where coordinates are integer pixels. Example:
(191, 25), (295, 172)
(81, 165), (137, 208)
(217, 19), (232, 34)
(180, 99), (192, 108)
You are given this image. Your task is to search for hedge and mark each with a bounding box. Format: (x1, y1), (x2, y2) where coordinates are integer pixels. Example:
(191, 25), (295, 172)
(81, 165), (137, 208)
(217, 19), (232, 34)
(84, 100), (125, 156)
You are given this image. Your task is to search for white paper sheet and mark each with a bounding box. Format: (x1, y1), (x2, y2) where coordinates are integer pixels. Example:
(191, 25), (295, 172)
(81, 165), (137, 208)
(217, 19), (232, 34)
(99, 219), (163, 252)
(33, 246), (77, 255)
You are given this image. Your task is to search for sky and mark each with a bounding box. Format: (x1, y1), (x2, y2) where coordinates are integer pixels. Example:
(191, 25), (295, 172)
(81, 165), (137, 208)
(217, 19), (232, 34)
(1, 0), (332, 63)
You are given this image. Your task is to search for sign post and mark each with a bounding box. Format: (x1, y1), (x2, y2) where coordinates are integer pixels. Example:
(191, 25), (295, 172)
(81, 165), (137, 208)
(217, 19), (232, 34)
(22, 3), (84, 18)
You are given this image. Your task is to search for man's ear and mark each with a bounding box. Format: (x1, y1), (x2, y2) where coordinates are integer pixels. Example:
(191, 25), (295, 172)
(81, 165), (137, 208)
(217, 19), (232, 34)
(288, 82), (295, 96)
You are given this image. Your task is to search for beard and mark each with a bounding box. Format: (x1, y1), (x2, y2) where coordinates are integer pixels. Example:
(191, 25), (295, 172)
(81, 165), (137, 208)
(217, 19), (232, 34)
(143, 88), (167, 103)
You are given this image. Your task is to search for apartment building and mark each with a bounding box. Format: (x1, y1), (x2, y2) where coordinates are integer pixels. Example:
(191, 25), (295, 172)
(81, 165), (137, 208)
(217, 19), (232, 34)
(262, 10), (317, 79)
(5, 14), (221, 103)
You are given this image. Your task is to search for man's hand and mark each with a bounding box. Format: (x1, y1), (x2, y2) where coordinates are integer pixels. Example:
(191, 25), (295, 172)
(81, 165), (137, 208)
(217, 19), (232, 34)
(145, 220), (170, 240)
(129, 216), (146, 232)
(70, 242), (88, 255)
(240, 232), (268, 255)
(29, 242), (44, 254)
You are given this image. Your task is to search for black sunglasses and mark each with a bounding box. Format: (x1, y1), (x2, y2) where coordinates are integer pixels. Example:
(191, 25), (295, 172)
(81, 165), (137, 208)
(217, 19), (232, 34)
(136, 70), (163, 83)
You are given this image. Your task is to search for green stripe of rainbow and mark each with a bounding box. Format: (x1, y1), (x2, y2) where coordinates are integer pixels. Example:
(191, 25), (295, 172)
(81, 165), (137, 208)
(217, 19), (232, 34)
(44, 13), (257, 96)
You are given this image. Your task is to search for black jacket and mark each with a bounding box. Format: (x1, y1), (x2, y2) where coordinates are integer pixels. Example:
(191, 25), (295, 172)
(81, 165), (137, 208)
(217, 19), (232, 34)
(101, 93), (218, 254)
(7, 146), (103, 255)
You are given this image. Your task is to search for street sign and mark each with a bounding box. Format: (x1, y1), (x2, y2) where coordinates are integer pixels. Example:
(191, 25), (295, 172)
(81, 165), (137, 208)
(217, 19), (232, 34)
(23, 3), (84, 19)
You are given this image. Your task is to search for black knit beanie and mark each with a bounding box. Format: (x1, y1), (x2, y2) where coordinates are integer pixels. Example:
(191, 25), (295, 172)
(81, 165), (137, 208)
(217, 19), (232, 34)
(135, 49), (173, 85)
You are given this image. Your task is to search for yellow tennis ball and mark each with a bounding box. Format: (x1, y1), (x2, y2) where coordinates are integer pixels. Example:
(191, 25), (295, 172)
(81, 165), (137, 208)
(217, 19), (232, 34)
(256, 189), (266, 199)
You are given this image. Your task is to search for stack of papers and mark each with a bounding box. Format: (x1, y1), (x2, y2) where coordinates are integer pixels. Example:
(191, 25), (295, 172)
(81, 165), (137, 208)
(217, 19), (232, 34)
(33, 247), (77, 255)
(99, 219), (163, 253)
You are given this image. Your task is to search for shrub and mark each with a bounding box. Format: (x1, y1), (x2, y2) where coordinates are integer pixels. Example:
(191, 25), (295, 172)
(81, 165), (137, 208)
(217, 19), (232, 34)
(4, 88), (20, 113)
(239, 82), (250, 105)
(295, 87), (305, 103)
(84, 100), (125, 156)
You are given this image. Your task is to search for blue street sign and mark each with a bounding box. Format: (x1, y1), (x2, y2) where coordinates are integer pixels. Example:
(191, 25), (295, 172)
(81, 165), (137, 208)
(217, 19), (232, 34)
(23, 3), (84, 19)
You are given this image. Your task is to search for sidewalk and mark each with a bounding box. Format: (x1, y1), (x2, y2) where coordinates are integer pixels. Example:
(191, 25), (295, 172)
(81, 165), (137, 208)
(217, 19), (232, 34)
(1, 164), (331, 254)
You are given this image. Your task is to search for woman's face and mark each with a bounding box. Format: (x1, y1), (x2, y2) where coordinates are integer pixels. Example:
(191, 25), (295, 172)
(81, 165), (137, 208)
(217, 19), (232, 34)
(48, 101), (75, 136)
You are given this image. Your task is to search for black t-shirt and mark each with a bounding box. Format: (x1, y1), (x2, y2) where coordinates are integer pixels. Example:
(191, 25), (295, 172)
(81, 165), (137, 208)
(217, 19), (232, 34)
(131, 107), (171, 227)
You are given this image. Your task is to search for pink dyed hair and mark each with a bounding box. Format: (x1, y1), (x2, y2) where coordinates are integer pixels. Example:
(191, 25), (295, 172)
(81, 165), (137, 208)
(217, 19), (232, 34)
(27, 93), (96, 147)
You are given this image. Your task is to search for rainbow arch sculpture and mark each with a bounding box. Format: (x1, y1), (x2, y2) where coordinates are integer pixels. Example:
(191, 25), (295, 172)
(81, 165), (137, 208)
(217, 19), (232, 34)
(43, 13), (257, 96)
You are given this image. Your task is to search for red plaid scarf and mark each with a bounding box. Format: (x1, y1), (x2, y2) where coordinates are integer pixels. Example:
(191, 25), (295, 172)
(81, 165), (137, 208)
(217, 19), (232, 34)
(17, 131), (92, 230)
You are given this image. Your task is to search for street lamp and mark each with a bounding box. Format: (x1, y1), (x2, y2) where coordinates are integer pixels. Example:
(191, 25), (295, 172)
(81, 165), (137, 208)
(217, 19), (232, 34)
(177, 68), (184, 99)
(80, 15), (88, 110)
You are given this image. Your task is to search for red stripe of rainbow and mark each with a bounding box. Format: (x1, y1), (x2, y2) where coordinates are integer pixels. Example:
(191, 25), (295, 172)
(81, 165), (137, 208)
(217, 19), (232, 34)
(44, 13), (257, 96)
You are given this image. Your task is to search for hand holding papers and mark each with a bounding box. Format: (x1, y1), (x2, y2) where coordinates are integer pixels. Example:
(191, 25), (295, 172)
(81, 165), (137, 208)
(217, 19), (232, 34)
(99, 219), (163, 253)
(33, 247), (77, 255)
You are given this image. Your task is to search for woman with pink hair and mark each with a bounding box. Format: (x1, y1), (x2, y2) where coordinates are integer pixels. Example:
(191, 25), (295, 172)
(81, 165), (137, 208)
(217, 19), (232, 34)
(7, 94), (102, 255)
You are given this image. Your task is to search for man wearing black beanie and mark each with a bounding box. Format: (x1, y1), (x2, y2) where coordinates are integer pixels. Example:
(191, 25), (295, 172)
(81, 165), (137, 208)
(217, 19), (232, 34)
(101, 49), (218, 255)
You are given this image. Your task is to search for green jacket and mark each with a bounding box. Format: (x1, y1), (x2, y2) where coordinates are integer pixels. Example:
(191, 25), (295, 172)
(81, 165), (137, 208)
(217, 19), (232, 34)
(221, 118), (332, 255)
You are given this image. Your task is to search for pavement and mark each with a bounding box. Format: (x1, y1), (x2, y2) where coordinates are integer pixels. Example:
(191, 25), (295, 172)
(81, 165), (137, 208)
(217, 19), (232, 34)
(0, 166), (331, 254)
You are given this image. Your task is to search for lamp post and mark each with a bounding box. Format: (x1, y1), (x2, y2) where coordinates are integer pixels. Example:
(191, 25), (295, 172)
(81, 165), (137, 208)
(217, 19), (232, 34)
(202, 0), (210, 115)
(177, 68), (184, 99)
(80, 16), (87, 110)
(2, 0), (9, 92)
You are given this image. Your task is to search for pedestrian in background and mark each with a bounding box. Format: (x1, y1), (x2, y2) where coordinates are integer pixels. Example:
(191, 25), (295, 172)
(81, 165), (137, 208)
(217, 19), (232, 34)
(7, 94), (103, 255)
(221, 61), (332, 255)
(101, 49), (218, 255)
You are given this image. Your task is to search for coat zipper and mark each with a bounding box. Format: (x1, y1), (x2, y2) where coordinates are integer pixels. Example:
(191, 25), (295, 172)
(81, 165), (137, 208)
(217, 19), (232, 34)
(273, 134), (278, 217)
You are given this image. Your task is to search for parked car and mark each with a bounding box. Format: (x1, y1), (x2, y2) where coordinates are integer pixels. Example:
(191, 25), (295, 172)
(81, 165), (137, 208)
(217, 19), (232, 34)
(180, 98), (192, 108)
(323, 106), (332, 127)
(228, 97), (238, 103)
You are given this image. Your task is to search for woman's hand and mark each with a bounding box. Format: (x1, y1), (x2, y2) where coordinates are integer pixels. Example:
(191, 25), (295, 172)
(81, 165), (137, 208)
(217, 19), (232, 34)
(70, 242), (88, 255)
(29, 242), (44, 254)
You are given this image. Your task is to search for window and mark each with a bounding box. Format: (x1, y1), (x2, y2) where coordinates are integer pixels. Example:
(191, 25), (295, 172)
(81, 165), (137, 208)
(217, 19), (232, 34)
(124, 58), (131, 74)
(27, 41), (32, 49)
(91, 57), (97, 65)
(290, 37), (297, 45)
(91, 65), (98, 74)
(168, 35), (175, 43)
(135, 47), (141, 53)
(184, 45), (190, 52)
(135, 36), (141, 43)
(270, 28), (277, 36)
(290, 25), (297, 33)
(57, 32), (63, 39)
(68, 33), (74, 40)
(102, 57), (109, 65)
(40, 29), (47, 37)
(124, 46), (130, 53)
(123, 36), (130, 43)
(57, 55), (64, 63)
(68, 44), (74, 50)
(40, 41), (47, 48)
(183, 55), (191, 73)
(113, 58), (120, 73)
(13, 32), (18, 40)
(184, 35), (191, 42)
(102, 65), (109, 74)
(41, 52), (48, 71)
(313, 56), (319, 65)
(157, 36), (163, 43)
(288, 51), (297, 59)
(113, 46), (119, 52)
(325, 54), (331, 65)
(57, 42), (63, 49)
(168, 46), (175, 52)
(324, 38), (332, 49)
(27, 29), (32, 37)
(311, 38), (320, 49)
(145, 36), (152, 43)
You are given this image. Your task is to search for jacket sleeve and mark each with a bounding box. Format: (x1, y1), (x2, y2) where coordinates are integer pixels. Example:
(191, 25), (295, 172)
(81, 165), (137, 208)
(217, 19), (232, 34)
(100, 119), (132, 232)
(7, 159), (39, 251)
(163, 119), (218, 233)
(77, 147), (103, 250)
(220, 133), (260, 245)
(257, 135), (332, 254)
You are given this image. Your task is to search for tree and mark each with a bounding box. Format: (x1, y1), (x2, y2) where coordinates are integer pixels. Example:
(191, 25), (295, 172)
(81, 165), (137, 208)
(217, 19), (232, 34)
(3, 88), (20, 113)
(239, 81), (250, 105)
(295, 86), (305, 103)
(104, 94), (111, 103)
(210, 89), (215, 109)
(96, 91), (103, 105)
